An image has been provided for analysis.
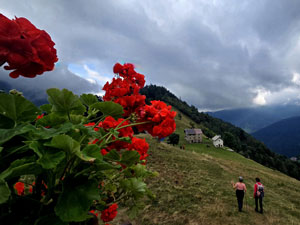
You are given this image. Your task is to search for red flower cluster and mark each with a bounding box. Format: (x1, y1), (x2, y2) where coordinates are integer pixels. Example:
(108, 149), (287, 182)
(103, 63), (146, 117)
(96, 116), (134, 154)
(99, 116), (133, 138)
(93, 118), (149, 162)
(14, 182), (25, 196)
(85, 116), (135, 156)
(113, 63), (145, 88)
(102, 62), (176, 139)
(96, 62), (176, 166)
(14, 181), (48, 196)
(0, 14), (58, 78)
(36, 114), (44, 120)
(138, 100), (176, 139)
(128, 137), (149, 162)
(100, 203), (118, 222)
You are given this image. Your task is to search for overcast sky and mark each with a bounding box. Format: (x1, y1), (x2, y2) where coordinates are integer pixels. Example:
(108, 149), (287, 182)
(1, 0), (300, 111)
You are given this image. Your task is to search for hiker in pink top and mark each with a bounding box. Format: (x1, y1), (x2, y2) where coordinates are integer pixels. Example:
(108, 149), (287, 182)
(231, 176), (247, 212)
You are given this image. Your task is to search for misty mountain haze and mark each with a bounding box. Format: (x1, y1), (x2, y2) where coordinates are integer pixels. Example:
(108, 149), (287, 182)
(208, 105), (300, 133)
(0, 65), (101, 105)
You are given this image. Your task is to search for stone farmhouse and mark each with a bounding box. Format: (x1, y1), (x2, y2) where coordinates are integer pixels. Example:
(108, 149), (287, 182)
(212, 135), (223, 147)
(184, 129), (203, 143)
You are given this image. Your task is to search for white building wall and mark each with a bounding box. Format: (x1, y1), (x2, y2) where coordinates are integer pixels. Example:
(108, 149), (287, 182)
(213, 139), (223, 147)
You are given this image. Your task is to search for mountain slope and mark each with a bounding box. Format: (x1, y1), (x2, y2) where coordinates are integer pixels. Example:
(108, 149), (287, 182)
(208, 105), (300, 133)
(252, 116), (300, 157)
(141, 84), (300, 180)
(115, 113), (300, 225)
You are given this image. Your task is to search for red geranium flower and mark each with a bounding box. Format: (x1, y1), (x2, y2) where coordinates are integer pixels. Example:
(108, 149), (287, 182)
(0, 14), (58, 78)
(100, 116), (133, 138)
(137, 100), (176, 138)
(100, 149), (108, 156)
(101, 203), (118, 222)
(36, 114), (44, 120)
(14, 182), (25, 196)
(128, 137), (149, 161)
(103, 63), (146, 117)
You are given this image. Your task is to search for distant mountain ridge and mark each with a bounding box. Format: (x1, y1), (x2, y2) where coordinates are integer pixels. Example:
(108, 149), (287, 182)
(207, 105), (300, 133)
(252, 116), (300, 157)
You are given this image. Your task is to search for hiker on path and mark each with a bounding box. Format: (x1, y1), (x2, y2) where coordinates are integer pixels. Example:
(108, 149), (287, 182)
(231, 176), (247, 212)
(254, 177), (264, 214)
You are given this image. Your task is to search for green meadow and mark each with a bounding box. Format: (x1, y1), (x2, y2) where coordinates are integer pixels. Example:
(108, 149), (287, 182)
(115, 110), (300, 225)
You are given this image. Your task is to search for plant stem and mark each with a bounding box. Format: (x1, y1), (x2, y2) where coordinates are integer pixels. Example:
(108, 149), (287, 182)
(60, 157), (75, 181)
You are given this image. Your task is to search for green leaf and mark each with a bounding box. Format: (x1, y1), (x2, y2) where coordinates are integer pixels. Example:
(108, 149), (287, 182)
(28, 141), (43, 158)
(0, 124), (28, 145)
(0, 114), (15, 129)
(82, 144), (103, 161)
(49, 135), (80, 155)
(70, 115), (87, 125)
(120, 151), (140, 167)
(49, 135), (91, 161)
(80, 94), (98, 106)
(90, 101), (124, 119)
(73, 124), (102, 139)
(0, 179), (10, 204)
(28, 141), (66, 169)
(131, 164), (148, 178)
(47, 88), (86, 116)
(40, 104), (52, 114)
(29, 123), (73, 140)
(104, 183), (117, 193)
(0, 147), (3, 153)
(121, 178), (147, 199)
(34, 214), (68, 225)
(0, 161), (43, 180)
(39, 151), (66, 169)
(55, 179), (100, 222)
(104, 149), (120, 161)
(0, 93), (40, 124)
(36, 113), (67, 128)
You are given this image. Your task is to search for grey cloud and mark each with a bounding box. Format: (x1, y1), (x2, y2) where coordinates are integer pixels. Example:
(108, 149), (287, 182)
(0, 65), (101, 105)
(2, 0), (300, 110)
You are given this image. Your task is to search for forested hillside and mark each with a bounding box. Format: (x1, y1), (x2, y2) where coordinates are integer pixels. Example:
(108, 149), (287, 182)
(253, 116), (300, 157)
(141, 85), (300, 180)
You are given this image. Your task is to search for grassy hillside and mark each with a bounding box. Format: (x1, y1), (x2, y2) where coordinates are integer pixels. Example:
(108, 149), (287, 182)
(114, 111), (300, 225)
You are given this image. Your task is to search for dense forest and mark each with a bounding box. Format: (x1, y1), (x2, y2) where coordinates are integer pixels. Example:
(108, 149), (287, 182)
(141, 84), (300, 180)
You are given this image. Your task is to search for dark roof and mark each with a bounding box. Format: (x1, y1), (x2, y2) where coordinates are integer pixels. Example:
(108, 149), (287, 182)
(184, 129), (203, 135)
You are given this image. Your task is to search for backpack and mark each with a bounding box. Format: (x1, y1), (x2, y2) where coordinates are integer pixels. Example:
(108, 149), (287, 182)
(256, 183), (264, 197)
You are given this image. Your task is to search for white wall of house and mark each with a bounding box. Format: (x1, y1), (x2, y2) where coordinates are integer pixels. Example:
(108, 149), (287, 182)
(213, 138), (223, 147)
